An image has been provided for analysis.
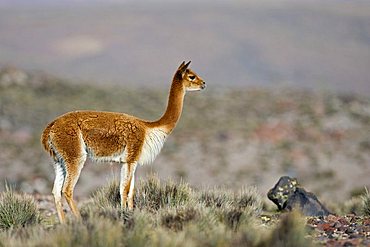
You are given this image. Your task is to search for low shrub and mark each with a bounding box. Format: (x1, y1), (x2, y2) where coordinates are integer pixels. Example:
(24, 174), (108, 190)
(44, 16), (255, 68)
(91, 180), (120, 209)
(198, 188), (233, 208)
(198, 186), (263, 231)
(362, 188), (370, 216)
(261, 211), (311, 247)
(135, 175), (192, 211)
(333, 197), (363, 215)
(38, 217), (123, 247)
(124, 210), (155, 247)
(199, 186), (262, 213)
(0, 189), (40, 230)
(223, 208), (243, 231)
(161, 206), (199, 231)
(235, 186), (263, 214)
(92, 175), (192, 212)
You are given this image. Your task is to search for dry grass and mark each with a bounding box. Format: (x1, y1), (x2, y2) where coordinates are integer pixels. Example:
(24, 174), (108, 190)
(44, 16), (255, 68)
(262, 211), (312, 247)
(0, 175), (272, 246)
(362, 188), (370, 216)
(0, 175), (369, 246)
(0, 187), (40, 230)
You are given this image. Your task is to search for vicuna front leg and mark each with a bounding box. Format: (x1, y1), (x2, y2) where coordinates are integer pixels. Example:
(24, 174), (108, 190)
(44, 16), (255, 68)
(120, 162), (137, 210)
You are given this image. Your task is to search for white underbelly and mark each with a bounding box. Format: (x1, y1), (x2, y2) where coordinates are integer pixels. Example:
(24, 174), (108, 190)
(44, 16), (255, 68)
(84, 128), (167, 165)
(88, 149), (128, 163)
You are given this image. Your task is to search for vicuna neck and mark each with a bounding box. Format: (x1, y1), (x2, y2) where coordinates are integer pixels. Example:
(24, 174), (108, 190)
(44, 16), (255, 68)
(151, 79), (185, 133)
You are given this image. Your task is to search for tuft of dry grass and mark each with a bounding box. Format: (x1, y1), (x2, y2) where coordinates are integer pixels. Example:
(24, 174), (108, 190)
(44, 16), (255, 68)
(0, 188), (40, 230)
(261, 211), (311, 247)
(198, 188), (233, 208)
(91, 180), (120, 209)
(31, 217), (123, 247)
(135, 175), (192, 211)
(198, 186), (262, 213)
(362, 187), (370, 216)
(161, 206), (199, 231)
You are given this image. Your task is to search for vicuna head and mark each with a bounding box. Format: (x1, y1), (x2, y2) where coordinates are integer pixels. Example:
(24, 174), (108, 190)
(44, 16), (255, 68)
(175, 61), (206, 92)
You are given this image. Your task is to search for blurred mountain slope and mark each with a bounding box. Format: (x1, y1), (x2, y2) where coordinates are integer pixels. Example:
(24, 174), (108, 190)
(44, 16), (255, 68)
(0, 67), (369, 201)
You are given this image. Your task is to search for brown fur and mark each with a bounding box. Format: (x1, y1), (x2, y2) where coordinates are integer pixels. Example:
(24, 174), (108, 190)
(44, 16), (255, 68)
(41, 61), (205, 223)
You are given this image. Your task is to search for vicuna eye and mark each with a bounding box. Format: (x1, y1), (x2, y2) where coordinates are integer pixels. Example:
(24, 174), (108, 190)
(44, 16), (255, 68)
(189, 75), (196, 80)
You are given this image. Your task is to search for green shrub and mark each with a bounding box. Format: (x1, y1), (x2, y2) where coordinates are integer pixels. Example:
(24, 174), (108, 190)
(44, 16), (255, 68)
(92, 180), (120, 209)
(199, 187), (262, 212)
(198, 187), (262, 231)
(235, 187), (263, 214)
(81, 203), (135, 230)
(223, 208), (243, 231)
(39, 217), (123, 247)
(88, 183), (136, 229)
(220, 206), (258, 231)
(199, 186), (262, 212)
(362, 187), (370, 216)
(198, 188), (233, 208)
(181, 223), (233, 247)
(135, 175), (192, 211)
(161, 206), (199, 231)
(0, 237), (4, 247)
(261, 211), (311, 247)
(0, 189), (39, 230)
(330, 197), (363, 215)
(124, 211), (155, 247)
(92, 175), (192, 213)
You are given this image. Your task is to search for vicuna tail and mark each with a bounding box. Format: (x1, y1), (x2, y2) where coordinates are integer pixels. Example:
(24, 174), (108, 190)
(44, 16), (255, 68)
(41, 120), (55, 157)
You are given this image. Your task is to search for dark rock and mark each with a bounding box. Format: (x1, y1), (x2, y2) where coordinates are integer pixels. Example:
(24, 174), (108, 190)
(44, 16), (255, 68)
(267, 176), (298, 210)
(268, 176), (331, 216)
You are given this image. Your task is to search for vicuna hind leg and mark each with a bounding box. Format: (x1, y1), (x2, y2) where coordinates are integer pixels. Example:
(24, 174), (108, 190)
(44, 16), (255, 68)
(120, 162), (137, 210)
(51, 130), (86, 222)
(62, 156), (86, 220)
(127, 163), (137, 209)
(52, 161), (67, 223)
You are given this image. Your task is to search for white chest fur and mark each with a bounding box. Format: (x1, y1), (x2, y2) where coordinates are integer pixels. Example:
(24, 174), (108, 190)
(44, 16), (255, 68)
(138, 128), (167, 165)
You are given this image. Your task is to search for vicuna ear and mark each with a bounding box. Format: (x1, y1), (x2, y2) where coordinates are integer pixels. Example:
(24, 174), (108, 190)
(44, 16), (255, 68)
(178, 61), (186, 70)
(177, 61), (191, 75)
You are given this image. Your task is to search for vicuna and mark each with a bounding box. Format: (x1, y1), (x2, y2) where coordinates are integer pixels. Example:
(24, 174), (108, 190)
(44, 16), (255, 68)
(41, 61), (206, 223)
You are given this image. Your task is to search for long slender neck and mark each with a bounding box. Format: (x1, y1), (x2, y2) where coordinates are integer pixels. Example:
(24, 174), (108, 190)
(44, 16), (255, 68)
(152, 80), (185, 133)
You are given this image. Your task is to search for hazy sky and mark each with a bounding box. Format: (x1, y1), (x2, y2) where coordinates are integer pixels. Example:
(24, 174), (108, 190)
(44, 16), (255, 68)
(1, 0), (369, 94)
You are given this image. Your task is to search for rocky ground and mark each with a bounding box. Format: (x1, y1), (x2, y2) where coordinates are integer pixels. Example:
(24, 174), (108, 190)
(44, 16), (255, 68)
(308, 214), (370, 246)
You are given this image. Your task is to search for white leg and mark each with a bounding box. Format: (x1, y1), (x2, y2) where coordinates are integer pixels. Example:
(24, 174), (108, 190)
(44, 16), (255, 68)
(120, 162), (137, 209)
(127, 163), (138, 209)
(120, 163), (129, 209)
(52, 162), (66, 223)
